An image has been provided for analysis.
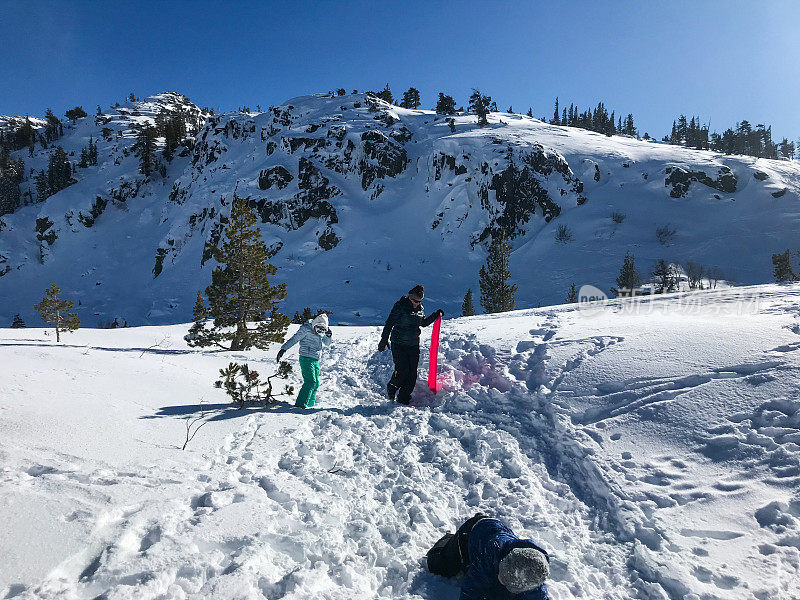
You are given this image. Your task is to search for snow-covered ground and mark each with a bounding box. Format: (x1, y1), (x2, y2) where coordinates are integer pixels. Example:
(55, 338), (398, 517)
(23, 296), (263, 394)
(2, 283), (800, 599)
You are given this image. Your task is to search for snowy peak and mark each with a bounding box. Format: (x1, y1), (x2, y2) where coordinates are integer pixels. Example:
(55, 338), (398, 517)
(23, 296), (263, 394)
(1, 90), (799, 327)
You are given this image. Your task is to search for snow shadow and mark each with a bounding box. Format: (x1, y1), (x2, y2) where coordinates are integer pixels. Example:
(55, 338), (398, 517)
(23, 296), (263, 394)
(143, 400), (399, 422)
(143, 402), (269, 422)
(0, 341), (197, 356)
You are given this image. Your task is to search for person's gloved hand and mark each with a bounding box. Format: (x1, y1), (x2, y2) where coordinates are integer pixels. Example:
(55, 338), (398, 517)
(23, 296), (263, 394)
(325, 328), (332, 338)
(435, 309), (444, 318)
(378, 339), (388, 352)
(276, 348), (286, 363)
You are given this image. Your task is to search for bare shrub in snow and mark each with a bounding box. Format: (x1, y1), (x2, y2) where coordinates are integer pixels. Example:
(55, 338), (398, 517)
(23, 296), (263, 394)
(656, 224), (677, 245)
(685, 261), (706, 290)
(555, 224), (574, 243)
(611, 211), (626, 224)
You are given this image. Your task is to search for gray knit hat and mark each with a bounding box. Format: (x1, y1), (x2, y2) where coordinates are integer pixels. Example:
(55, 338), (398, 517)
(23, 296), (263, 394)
(498, 547), (549, 594)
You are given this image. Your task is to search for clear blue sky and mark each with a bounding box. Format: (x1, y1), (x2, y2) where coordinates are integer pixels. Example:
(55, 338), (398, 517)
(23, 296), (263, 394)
(2, 0), (799, 142)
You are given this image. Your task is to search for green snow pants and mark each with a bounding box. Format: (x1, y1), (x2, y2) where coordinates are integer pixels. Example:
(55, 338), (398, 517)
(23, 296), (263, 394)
(296, 355), (320, 408)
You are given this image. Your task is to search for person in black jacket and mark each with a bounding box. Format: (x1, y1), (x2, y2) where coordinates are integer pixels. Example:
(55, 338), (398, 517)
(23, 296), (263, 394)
(378, 284), (443, 405)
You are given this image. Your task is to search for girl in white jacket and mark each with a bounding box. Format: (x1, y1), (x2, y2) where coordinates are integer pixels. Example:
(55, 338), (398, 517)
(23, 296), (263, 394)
(277, 313), (332, 408)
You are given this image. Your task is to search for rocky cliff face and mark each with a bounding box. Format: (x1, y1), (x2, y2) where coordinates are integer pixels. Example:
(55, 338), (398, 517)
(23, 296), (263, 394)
(1, 91), (798, 326)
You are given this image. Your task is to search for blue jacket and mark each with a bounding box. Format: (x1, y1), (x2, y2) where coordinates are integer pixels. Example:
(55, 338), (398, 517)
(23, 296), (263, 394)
(279, 321), (331, 360)
(460, 519), (550, 600)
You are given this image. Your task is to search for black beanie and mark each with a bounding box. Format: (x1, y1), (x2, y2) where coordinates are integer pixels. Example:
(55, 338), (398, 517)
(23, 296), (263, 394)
(408, 284), (424, 300)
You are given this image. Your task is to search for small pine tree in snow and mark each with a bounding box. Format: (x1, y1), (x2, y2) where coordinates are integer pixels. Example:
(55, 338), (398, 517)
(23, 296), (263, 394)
(653, 260), (678, 293)
(34, 284), (80, 342)
(186, 291), (212, 346)
(11, 314), (26, 328)
(479, 233), (517, 313)
(772, 250), (798, 282)
(399, 87), (421, 109)
(565, 283), (578, 303)
(192, 290), (208, 320)
(187, 194), (290, 351)
(462, 289), (475, 316)
(614, 251), (641, 296)
(435, 93), (456, 115)
(469, 89), (491, 127)
(527, 107), (533, 118)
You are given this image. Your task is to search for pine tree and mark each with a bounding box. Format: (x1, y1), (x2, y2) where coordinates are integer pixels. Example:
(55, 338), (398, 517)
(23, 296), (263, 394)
(192, 290), (208, 320)
(11, 314), (26, 328)
(0, 151), (24, 215)
(291, 307), (316, 324)
(35, 170), (49, 201)
(552, 97), (560, 125)
(653, 260), (677, 293)
(526, 107), (533, 118)
(469, 89), (491, 127)
(565, 283), (578, 303)
(670, 121), (679, 145)
(34, 284), (80, 342)
(461, 289), (475, 316)
(158, 109), (187, 160)
(778, 138), (795, 159)
(88, 136), (98, 165)
(772, 250), (798, 282)
(479, 233), (517, 313)
(187, 194), (290, 350)
(399, 87), (421, 109)
(435, 93), (456, 115)
(137, 126), (157, 176)
(624, 114), (635, 136)
(47, 147), (72, 196)
(14, 118), (35, 153)
(375, 84), (393, 104)
(0, 175), (21, 216)
(64, 106), (87, 123)
(44, 108), (61, 141)
(614, 251), (641, 296)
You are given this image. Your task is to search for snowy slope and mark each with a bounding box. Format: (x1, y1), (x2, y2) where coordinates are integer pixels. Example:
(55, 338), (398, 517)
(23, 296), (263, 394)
(1, 92), (799, 328)
(2, 283), (800, 599)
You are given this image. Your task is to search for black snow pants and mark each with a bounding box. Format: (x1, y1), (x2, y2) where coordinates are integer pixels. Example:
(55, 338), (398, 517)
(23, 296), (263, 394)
(388, 343), (420, 405)
(426, 513), (488, 577)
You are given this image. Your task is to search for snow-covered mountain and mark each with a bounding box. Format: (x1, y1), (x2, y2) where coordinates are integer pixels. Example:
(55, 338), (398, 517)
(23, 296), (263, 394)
(2, 283), (800, 599)
(1, 91), (799, 326)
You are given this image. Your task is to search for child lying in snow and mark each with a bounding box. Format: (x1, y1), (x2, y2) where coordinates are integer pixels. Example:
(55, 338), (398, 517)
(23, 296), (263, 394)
(427, 514), (550, 600)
